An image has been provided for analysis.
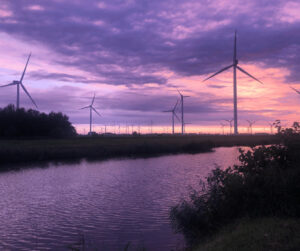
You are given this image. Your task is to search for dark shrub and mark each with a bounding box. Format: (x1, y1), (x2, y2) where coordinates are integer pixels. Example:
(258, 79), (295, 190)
(170, 139), (300, 245)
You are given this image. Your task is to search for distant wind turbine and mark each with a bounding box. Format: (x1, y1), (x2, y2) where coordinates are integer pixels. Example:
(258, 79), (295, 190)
(224, 119), (234, 134)
(203, 31), (263, 135)
(163, 99), (180, 134)
(80, 93), (101, 134)
(267, 122), (274, 134)
(246, 120), (256, 134)
(0, 53), (37, 109)
(220, 122), (225, 135)
(183, 122), (192, 134)
(177, 90), (190, 134)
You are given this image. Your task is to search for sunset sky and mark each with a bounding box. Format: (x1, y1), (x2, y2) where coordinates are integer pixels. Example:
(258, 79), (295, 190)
(0, 0), (300, 133)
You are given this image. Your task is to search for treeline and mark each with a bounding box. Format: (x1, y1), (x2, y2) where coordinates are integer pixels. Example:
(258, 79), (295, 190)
(0, 105), (76, 138)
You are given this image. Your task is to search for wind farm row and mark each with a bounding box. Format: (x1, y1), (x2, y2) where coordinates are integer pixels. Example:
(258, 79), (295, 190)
(1, 31), (299, 135)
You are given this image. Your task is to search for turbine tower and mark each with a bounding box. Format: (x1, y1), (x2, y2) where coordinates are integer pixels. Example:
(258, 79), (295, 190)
(177, 90), (190, 134)
(163, 99), (180, 134)
(246, 120), (256, 134)
(203, 31), (263, 135)
(80, 93), (101, 134)
(0, 53), (37, 109)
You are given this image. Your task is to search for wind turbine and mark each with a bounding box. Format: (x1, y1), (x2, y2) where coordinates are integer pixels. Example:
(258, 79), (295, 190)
(246, 120), (256, 134)
(0, 53), (37, 109)
(177, 90), (190, 134)
(183, 122), (192, 134)
(267, 122), (274, 134)
(163, 99), (180, 134)
(80, 93), (101, 134)
(203, 31), (263, 135)
(220, 122), (225, 135)
(224, 119), (234, 134)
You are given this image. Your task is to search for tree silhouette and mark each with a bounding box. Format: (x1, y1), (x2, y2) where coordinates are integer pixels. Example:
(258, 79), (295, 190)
(0, 105), (76, 138)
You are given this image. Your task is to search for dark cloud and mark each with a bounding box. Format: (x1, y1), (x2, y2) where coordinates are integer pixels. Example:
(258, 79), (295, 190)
(0, 0), (299, 87)
(0, 0), (299, 127)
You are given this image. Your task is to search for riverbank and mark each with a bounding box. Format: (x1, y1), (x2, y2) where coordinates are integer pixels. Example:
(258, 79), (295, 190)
(194, 217), (300, 251)
(0, 134), (278, 168)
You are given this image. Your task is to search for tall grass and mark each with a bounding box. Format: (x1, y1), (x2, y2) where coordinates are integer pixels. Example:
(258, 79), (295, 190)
(0, 134), (278, 168)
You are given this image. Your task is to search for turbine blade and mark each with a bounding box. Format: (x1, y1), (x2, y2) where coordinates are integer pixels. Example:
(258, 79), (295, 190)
(233, 30), (237, 61)
(80, 105), (90, 110)
(174, 111), (180, 121)
(92, 106), (101, 116)
(20, 53), (31, 82)
(290, 86), (300, 95)
(91, 93), (95, 105)
(177, 89), (182, 96)
(173, 99), (179, 110)
(203, 64), (233, 82)
(0, 82), (17, 88)
(237, 66), (263, 84)
(21, 83), (38, 108)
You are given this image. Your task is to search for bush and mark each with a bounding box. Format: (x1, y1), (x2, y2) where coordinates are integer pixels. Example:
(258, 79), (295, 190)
(170, 135), (300, 245)
(0, 105), (76, 138)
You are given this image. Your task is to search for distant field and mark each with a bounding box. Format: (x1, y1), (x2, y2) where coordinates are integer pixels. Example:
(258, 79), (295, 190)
(0, 134), (279, 168)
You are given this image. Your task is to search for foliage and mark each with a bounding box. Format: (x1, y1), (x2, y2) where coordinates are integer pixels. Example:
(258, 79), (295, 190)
(170, 129), (300, 245)
(0, 104), (76, 138)
(194, 217), (300, 251)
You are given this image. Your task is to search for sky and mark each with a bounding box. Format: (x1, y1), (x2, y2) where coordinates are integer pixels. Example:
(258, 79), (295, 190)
(0, 0), (300, 134)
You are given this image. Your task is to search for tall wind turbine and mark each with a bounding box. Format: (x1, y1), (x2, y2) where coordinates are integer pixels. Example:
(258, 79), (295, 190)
(177, 90), (190, 134)
(163, 99), (180, 134)
(203, 31), (263, 135)
(246, 120), (256, 134)
(80, 93), (101, 134)
(0, 53), (37, 109)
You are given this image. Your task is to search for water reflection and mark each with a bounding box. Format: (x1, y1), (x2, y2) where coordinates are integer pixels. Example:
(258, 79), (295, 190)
(0, 147), (244, 250)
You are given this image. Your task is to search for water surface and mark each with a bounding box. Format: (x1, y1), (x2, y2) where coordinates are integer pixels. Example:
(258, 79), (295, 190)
(0, 147), (244, 250)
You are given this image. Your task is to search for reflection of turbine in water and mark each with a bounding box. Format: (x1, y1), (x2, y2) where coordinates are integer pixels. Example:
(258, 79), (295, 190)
(203, 31), (263, 135)
(163, 99), (180, 134)
(0, 53), (38, 109)
(80, 93), (101, 134)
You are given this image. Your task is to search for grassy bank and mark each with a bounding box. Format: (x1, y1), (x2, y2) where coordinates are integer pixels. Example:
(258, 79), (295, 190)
(0, 134), (278, 168)
(194, 217), (300, 251)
